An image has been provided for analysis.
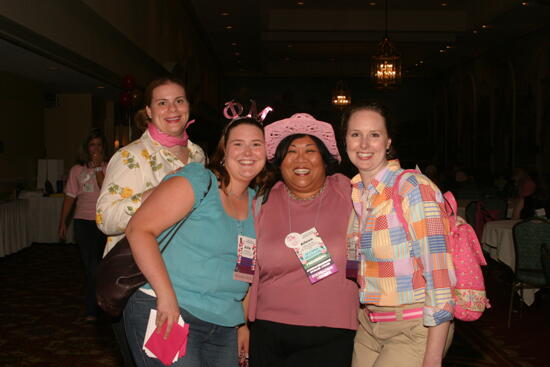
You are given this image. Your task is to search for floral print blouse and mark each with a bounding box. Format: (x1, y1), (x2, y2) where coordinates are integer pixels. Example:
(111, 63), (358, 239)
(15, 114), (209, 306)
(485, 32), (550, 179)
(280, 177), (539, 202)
(96, 129), (206, 254)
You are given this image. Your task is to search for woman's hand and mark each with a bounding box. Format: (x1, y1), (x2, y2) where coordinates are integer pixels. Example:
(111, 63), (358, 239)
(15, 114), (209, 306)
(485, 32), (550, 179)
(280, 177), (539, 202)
(238, 324), (250, 365)
(422, 321), (451, 367)
(155, 294), (180, 340)
(58, 222), (67, 239)
(91, 152), (103, 168)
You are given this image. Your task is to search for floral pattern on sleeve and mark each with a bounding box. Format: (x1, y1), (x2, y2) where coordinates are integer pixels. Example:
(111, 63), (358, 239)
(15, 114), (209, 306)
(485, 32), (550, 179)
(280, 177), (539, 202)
(96, 130), (206, 255)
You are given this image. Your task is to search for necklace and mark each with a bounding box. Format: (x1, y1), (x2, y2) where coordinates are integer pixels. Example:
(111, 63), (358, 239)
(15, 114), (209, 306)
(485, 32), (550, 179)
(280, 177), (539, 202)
(284, 185), (324, 248)
(285, 181), (327, 201)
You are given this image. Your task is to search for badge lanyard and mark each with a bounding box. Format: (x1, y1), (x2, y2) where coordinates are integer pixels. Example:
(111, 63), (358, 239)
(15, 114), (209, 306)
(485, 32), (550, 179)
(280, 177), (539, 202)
(228, 191), (257, 283)
(284, 184), (338, 283)
(284, 187), (324, 248)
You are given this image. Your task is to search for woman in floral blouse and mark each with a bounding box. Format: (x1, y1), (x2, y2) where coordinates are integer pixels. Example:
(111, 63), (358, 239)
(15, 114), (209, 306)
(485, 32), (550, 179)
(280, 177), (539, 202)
(96, 76), (205, 254)
(96, 76), (205, 367)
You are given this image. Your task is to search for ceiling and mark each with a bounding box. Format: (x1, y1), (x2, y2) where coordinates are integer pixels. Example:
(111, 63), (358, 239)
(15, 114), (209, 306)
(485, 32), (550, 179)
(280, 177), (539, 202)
(187, 0), (550, 78)
(0, 37), (118, 99)
(1, 0), (548, 97)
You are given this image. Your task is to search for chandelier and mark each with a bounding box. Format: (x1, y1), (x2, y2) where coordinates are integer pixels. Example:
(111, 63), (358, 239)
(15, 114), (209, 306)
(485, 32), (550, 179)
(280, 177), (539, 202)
(331, 80), (351, 108)
(371, 0), (401, 87)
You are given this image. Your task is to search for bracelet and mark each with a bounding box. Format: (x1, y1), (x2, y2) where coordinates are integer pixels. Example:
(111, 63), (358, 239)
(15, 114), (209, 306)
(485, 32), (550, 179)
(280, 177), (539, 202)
(94, 167), (103, 172)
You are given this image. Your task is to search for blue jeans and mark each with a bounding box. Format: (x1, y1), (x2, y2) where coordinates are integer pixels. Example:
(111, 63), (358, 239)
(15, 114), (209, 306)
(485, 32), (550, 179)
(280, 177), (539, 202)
(124, 291), (238, 367)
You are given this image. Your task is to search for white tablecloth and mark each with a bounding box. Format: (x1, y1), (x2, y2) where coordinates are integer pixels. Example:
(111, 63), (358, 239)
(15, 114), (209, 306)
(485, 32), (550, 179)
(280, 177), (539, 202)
(481, 219), (537, 305)
(0, 200), (30, 257)
(481, 220), (520, 270)
(25, 196), (74, 244)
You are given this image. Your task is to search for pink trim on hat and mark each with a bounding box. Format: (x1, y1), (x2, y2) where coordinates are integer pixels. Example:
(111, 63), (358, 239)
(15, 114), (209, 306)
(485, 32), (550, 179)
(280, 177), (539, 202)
(264, 113), (341, 162)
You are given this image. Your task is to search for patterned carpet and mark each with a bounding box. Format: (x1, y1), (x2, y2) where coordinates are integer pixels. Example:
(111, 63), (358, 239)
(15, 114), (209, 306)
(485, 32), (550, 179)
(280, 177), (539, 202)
(0, 243), (548, 366)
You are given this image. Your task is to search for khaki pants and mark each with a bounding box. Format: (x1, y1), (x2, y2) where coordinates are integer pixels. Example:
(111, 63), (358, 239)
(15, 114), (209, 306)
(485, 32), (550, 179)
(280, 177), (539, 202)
(352, 304), (454, 367)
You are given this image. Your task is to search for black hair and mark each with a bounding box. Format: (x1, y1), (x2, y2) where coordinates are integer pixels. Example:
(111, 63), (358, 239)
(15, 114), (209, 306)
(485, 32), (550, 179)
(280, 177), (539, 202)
(271, 133), (339, 177)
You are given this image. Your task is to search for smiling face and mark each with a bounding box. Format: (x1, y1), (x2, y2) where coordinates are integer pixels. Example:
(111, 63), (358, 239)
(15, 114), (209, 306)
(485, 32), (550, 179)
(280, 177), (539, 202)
(87, 137), (104, 157)
(345, 109), (392, 183)
(280, 135), (327, 199)
(145, 82), (189, 137)
(224, 123), (267, 186)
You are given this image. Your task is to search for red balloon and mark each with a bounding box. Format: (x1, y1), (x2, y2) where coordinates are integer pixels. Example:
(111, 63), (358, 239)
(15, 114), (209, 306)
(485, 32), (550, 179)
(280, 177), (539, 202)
(122, 74), (136, 90)
(119, 90), (131, 108)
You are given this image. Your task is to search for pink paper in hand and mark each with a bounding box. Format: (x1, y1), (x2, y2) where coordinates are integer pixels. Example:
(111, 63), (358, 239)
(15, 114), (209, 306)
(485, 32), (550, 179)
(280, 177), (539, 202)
(145, 322), (188, 366)
(178, 323), (190, 358)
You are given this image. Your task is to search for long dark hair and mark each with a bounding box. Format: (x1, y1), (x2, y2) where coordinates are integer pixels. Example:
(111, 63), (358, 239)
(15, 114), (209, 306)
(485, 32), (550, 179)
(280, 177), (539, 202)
(77, 128), (108, 166)
(207, 118), (273, 197)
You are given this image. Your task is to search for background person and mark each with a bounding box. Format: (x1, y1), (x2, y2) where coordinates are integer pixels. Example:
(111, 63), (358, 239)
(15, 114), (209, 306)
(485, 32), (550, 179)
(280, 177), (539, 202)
(58, 128), (108, 322)
(96, 76), (205, 367)
(124, 116), (268, 366)
(248, 113), (358, 367)
(342, 103), (455, 367)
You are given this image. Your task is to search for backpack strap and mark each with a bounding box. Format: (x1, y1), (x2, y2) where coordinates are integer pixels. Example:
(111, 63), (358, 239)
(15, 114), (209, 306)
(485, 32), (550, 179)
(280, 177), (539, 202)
(443, 191), (458, 228)
(391, 169), (420, 241)
(159, 173), (213, 253)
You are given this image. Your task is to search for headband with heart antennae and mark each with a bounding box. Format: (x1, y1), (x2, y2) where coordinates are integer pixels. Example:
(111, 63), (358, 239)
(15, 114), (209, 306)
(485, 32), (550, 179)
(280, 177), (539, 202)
(223, 100), (273, 125)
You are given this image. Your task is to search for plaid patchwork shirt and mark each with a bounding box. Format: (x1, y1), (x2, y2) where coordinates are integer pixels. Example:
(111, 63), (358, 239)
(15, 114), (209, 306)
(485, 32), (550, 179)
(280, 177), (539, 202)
(348, 160), (455, 326)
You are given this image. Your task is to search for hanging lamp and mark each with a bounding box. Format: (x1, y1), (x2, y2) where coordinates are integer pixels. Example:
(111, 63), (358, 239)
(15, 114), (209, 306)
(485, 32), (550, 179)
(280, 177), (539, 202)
(371, 0), (402, 87)
(331, 80), (351, 108)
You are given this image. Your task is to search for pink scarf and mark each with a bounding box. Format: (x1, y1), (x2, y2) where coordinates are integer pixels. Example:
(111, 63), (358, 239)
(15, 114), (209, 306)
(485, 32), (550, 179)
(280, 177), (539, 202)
(147, 119), (195, 147)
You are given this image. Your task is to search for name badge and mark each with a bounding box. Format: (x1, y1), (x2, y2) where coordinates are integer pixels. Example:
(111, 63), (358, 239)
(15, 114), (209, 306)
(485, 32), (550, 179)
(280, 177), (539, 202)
(346, 234), (360, 280)
(233, 235), (256, 283)
(292, 227), (338, 284)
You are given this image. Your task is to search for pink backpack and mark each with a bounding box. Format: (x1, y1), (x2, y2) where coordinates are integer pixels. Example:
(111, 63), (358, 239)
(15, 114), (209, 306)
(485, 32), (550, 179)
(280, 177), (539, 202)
(392, 170), (490, 321)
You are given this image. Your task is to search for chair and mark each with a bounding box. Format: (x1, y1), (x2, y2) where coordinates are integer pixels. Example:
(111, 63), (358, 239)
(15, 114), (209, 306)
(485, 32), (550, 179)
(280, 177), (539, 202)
(507, 217), (550, 327)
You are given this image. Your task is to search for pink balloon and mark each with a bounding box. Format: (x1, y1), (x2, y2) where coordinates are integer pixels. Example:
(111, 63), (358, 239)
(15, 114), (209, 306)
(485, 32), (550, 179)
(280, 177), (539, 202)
(119, 90), (131, 108)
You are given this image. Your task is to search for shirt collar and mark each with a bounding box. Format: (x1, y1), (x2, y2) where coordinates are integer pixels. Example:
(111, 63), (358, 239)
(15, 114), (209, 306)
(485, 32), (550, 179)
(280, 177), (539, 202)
(351, 159), (402, 195)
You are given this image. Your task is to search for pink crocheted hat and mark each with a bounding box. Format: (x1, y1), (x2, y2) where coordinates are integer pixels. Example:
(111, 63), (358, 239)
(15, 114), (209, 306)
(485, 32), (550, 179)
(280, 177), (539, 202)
(265, 113), (341, 162)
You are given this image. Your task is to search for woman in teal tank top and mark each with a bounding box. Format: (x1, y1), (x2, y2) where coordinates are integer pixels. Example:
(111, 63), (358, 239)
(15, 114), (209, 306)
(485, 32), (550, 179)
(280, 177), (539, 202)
(123, 116), (269, 367)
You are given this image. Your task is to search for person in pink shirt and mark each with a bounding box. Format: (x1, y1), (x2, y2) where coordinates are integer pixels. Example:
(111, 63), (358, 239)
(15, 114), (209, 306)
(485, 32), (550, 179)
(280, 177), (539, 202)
(247, 113), (358, 366)
(58, 128), (108, 321)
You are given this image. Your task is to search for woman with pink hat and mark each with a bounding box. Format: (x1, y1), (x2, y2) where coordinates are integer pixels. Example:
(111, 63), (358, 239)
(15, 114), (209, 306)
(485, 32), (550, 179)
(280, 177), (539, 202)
(246, 113), (359, 366)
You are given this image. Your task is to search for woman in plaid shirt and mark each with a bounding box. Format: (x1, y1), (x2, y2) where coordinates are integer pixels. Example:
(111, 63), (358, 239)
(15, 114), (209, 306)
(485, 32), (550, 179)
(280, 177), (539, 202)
(342, 102), (455, 367)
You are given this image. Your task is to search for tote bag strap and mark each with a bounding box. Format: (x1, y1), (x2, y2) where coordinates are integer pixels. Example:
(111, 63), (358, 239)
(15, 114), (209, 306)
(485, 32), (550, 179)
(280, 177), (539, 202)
(158, 174), (213, 253)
